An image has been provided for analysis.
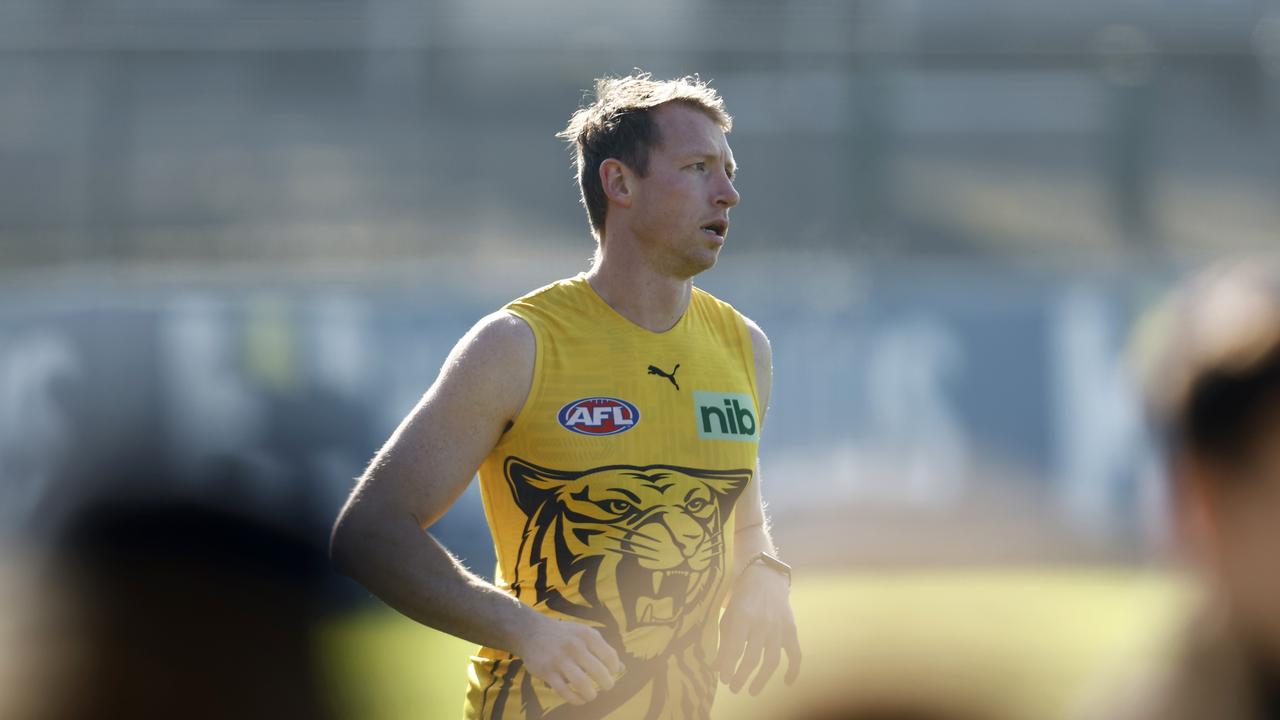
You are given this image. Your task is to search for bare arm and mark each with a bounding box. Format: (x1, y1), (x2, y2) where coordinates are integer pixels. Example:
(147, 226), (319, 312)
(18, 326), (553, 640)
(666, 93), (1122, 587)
(731, 318), (778, 579)
(714, 315), (802, 695)
(330, 311), (621, 705)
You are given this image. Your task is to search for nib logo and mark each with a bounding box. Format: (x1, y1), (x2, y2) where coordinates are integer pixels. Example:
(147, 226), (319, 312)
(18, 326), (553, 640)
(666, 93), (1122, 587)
(693, 391), (759, 442)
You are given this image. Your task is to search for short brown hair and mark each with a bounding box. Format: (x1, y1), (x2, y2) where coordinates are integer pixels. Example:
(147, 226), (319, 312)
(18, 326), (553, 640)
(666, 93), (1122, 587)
(1140, 258), (1280, 468)
(557, 72), (732, 238)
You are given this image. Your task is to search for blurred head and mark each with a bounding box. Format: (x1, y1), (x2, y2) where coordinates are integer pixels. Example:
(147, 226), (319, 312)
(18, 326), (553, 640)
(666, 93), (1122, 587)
(37, 491), (332, 720)
(558, 73), (739, 277)
(1143, 257), (1280, 659)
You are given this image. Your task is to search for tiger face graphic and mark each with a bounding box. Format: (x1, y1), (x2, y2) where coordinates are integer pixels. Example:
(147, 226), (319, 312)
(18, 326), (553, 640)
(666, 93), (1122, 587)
(504, 457), (751, 663)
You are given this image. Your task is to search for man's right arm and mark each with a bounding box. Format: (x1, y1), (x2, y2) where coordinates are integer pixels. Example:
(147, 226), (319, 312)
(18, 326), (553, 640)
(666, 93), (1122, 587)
(329, 311), (621, 706)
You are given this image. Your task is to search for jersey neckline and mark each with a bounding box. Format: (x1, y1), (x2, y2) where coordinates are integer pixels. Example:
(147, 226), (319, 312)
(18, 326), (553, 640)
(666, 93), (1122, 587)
(573, 272), (695, 337)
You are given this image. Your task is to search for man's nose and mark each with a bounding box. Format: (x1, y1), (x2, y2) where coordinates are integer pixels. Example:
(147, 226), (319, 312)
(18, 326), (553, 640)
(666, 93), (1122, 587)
(715, 174), (740, 208)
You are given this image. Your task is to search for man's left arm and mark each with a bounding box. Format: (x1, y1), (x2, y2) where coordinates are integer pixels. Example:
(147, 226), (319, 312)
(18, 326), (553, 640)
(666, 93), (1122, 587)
(714, 316), (802, 696)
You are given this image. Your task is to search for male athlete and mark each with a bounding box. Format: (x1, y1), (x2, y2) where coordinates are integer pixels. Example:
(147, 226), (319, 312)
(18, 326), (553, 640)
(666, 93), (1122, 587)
(330, 73), (801, 719)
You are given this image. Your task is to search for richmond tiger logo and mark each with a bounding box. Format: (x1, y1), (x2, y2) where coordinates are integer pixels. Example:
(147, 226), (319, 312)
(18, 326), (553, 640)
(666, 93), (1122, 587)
(504, 457), (751, 671)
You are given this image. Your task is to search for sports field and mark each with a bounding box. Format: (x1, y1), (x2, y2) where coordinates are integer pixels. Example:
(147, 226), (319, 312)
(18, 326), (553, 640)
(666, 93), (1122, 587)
(321, 568), (1189, 720)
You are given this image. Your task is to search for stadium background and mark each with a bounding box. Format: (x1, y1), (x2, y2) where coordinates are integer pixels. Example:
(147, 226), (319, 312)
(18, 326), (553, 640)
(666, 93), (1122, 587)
(2, 1), (1279, 718)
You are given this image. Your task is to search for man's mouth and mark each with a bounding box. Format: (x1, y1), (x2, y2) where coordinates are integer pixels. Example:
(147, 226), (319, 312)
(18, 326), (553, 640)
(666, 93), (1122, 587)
(700, 220), (728, 239)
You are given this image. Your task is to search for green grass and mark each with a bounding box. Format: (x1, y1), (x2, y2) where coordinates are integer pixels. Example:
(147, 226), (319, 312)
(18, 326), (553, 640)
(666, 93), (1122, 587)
(320, 568), (1188, 720)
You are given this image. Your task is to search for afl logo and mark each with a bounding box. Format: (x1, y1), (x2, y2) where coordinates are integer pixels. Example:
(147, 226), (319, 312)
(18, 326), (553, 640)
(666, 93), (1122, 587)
(557, 397), (640, 436)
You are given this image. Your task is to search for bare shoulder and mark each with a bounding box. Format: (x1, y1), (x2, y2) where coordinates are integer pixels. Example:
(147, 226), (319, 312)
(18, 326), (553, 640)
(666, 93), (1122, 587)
(738, 313), (773, 413)
(448, 310), (534, 370)
(739, 313), (772, 372)
(471, 310), (534, 351)
(434, 310), (535, 420)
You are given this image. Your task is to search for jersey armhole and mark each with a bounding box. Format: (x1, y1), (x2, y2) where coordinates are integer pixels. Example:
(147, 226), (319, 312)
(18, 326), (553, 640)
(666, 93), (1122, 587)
(731, 309), (764, 431)
(498, 306), (544, 441)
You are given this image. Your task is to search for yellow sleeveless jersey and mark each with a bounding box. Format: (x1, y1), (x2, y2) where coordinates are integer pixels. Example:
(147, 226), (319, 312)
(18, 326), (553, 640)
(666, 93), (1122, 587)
(464, 273), (762, 720)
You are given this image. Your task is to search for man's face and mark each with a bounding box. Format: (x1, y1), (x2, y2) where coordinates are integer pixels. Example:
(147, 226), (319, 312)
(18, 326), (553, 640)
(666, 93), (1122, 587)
(626, 103), (740, 278)
(1194, 414), (1280, 658)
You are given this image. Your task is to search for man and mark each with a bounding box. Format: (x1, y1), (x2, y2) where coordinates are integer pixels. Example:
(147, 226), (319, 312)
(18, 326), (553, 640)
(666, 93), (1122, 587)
(330, 73), (801, 719)
(1099, 258), (1280, 719)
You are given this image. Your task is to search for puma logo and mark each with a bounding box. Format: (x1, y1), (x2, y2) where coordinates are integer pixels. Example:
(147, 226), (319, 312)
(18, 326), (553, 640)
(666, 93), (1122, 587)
(647, 363), (680, 391)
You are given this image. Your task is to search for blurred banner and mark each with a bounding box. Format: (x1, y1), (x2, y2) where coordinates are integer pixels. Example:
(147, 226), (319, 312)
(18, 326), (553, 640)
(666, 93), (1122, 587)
(0, 257), (1169, 569)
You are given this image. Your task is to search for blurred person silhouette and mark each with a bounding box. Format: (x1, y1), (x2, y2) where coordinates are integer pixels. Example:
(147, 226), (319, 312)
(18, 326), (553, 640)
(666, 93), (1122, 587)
(1098, 257), (1280, 720)
(31, 473), (333, 720)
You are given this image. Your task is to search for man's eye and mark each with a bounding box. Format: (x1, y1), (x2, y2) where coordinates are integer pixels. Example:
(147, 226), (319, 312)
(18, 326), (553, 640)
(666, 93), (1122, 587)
(600, 499), (634, 515)
(689, 162), (706, 172)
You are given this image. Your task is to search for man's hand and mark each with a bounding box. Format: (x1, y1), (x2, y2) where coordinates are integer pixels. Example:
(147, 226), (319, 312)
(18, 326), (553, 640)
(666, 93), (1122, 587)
(714, 562), (801, 696)
(513, 613), (625, 706)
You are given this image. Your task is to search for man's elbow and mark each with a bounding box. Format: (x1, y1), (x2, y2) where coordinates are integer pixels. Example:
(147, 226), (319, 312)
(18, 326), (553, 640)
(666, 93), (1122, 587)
(329, 499), (422, 577)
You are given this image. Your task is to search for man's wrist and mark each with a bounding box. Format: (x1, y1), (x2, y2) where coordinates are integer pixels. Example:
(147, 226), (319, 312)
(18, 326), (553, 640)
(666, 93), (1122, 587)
(499, 597), (547, 657)
(740, 552), (791, 588)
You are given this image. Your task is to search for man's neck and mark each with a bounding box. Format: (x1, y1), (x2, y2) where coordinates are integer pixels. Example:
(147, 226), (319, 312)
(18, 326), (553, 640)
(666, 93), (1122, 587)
(584, 239), (693, 333)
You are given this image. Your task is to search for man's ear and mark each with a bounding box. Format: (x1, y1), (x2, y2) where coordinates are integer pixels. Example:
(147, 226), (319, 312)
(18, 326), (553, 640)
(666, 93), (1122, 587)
(599, 158), (634, 209)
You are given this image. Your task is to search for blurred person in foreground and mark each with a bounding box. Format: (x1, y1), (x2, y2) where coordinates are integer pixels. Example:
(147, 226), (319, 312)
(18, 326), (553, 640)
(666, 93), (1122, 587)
(31, 489), (332, 720)
(330, 73), (800, 719)
(1103, 258), (1280, 720)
